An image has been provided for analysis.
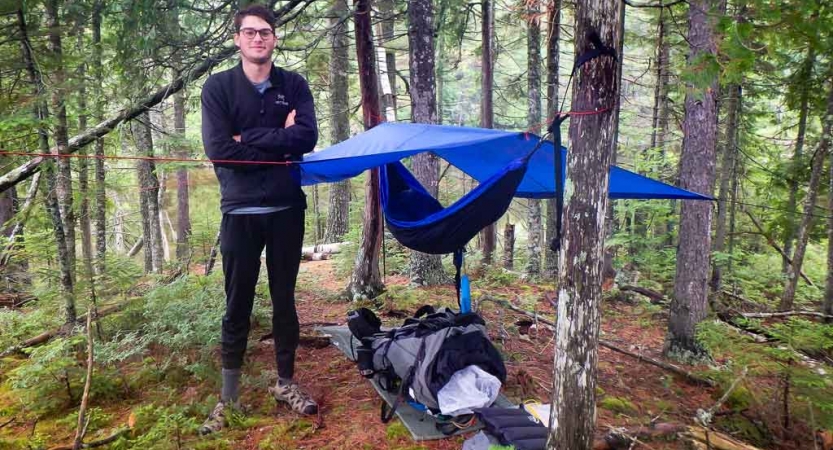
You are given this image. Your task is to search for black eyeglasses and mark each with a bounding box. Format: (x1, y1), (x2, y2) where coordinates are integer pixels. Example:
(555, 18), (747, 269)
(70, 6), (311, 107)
(238, 28), (274, 40)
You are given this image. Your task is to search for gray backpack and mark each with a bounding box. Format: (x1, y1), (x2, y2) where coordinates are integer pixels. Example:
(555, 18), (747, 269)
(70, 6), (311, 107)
(348, 306), (506, 421)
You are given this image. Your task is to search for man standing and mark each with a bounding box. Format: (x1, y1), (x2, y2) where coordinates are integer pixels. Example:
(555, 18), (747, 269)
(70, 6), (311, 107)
(200, 4), (318, 434)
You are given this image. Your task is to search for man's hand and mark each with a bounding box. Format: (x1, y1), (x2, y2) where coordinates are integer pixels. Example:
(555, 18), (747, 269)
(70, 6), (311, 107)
(232, 135), (241, 142)
(285, 110), (296, 128)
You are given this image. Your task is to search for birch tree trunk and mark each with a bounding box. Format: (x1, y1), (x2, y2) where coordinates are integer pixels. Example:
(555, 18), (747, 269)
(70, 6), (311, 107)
(665, 0), (719, 362)
(347, 0), (385, 300)
(479, 0), (496, 265)
(544, 0), (561, 278)
(92, 1), (107, 275)
(324, 0), (352, 245)
(782, 68), (833, 311)
(710, 84), (742, 293)
(45, 0), (76, 284)
(408, 0), (448, 286)
(377, 0), (397, 121)
(547, 1), (621, 448)
(525, 0), (543, 278)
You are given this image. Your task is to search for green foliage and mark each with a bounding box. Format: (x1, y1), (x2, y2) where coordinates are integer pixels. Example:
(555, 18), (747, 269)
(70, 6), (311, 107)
(4, 335), (86, 417)
(98, 273), (225, 368)
(110, 404), (199, 450)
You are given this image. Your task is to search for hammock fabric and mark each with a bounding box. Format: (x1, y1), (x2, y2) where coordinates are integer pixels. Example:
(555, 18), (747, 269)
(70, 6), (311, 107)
(380, 158), (528, 256)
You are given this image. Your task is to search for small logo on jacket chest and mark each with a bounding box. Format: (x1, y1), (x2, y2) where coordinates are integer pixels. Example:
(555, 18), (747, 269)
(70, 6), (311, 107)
(274, 93), (289, 107)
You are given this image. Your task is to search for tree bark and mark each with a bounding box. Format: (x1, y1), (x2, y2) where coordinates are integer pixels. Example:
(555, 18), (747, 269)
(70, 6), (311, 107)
(347, 0), (385, 300)
(503, 223), (515, 270)
(544, 0), (561, 278)
(479, 0), (496, 265)
(17, 7), (75, 324)
(173, 69), (191, 263)
(665, 0), (719, 362)
(408, 0), (448, 286)
(76, 32), (95, 281)
(525, 0), (543, 278)
(92, 1), (106, 275)
(324, 0), (352, 245)
(710, 84), (741, 294)
(651, 4), (672, 240)
(826, 140), (833, 322)
(131, 115), (164, 273)
(782, 68), (833, 311)
(45, 0), (76, 284)
(547, 1), (621, 448)
(377, 0), (397, 121)
(784, 46), (816, 273)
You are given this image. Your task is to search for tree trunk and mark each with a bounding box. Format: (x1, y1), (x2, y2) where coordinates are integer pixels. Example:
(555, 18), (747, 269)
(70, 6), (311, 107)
(347, 0), (385, 300)
(784, 47), (816, 274)
(479, 0), (496, 265)
(17, 7), (75, 324)
(525, 0), (543, 278)
(76, 33), (95, 281)
(650, 4), (673, 241)
(408, 0), (448, 286)
(544, 0), (561, 278)
(173, 69), (191, 263)
(826, 136), (833, 322)
(92, 2), (106, 275)
(665, 0), (719, 362)
(377, 0), (397, 121)
(324, 0), (352, 245)
(132, 115), (164, 273)
(45, 0), (76, 284)
(547, 1), (621, 448)
(503, 223), (515, 270)
(710, 84), (741, 294)
(782, 68), (833, 311)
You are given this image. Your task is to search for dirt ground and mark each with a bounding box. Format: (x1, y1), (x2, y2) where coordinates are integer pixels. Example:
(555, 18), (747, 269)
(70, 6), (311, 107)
(1, 260), (774, 449)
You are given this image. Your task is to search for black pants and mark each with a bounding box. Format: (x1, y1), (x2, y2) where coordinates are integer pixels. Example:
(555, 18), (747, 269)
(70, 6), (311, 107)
(220, 208), (304, 379)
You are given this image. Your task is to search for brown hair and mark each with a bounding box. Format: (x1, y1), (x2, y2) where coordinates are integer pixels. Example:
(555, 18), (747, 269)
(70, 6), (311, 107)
(233, 4), (276, 31)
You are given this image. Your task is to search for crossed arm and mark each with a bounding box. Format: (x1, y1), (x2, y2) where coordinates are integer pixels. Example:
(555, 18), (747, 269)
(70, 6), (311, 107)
(201, 76), (318, 171)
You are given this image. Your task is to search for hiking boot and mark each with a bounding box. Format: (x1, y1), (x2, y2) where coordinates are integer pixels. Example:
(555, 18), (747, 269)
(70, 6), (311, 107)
(199, 400), (234, 435)
(269, 381), (318, 415)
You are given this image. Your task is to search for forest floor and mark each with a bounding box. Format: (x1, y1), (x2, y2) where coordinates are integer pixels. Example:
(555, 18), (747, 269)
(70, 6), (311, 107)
(0, 259), (821, 450)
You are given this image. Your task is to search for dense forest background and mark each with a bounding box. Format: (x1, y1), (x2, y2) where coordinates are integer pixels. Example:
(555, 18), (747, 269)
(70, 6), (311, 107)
(1, 0), (832, 449)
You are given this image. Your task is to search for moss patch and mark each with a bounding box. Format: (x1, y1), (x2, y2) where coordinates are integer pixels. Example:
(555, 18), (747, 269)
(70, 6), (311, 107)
(599, 396), (637, 415)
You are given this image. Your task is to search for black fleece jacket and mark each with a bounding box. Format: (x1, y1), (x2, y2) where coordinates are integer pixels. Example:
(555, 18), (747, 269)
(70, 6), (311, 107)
(201, 62), (318, 213)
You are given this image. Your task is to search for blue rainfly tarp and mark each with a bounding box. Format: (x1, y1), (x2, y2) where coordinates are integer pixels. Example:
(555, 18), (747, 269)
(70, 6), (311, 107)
(299, 122), (711, 201)
(299, 123), (710, 255)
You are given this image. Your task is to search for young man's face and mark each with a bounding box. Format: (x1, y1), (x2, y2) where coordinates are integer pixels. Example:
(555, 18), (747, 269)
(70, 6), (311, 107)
(234, 15), (276, 65)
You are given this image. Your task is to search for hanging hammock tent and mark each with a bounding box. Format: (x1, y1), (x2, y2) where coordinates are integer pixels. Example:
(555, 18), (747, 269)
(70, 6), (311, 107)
(299, 123), (710, 255)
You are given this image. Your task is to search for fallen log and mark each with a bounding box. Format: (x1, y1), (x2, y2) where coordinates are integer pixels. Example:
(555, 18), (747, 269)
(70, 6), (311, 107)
(683, 426), (763, 450)
(619, 285), (667, 304)
(1, 300), (135, 357)
(480, 296), (716, 387)
(301, 242), (346, 257)
(741, 310), (833, 320)
(592, 422), (686, 450)
(47, 426), (129, 450)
